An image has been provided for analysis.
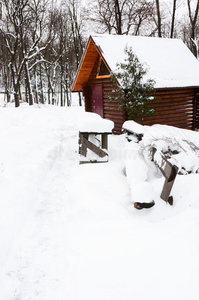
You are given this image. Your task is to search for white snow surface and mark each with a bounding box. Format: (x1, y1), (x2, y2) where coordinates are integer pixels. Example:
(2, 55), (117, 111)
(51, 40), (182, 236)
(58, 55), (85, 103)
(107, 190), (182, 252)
(123, 120), (147, 135)
(0, 103), (199, 300)
(78, 112), (114, 132)
(123, 120), (199, 174)
(92, 34), (199, 88)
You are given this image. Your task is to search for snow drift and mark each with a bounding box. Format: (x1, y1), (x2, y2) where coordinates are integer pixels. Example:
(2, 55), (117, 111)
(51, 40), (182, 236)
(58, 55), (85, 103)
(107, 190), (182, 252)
(0, 103), (199, 300)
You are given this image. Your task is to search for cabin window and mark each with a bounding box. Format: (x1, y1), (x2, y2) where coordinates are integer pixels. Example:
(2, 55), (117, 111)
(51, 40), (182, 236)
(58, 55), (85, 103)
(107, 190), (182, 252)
(96, 58), (110, 78)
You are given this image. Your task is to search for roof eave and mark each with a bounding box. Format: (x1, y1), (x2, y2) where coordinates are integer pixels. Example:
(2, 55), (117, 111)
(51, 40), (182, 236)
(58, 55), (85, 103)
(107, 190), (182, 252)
(72, 36), (112, 92)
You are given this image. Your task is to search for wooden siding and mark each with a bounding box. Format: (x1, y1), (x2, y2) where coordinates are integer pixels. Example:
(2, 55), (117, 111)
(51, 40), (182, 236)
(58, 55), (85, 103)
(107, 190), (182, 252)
(83, 55), (124, 134)
(194, 93), (199, 129)
(143, 88), (199, 130)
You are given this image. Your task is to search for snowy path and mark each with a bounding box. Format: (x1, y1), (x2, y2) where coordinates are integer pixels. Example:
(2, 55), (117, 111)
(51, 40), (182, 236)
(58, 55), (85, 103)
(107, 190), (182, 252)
(0, 106), (132, 299)
(0, 105), (199, 300)
(0, 106), (81, 299)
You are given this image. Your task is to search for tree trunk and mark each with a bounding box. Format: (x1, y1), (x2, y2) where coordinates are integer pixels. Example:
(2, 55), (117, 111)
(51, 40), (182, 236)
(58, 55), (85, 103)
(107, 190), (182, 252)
(187, 0), (199, 57)
(170, 0), (177, 38)
(14, 91), (19, 107)
(10, 62), (20, 107)
(24, 61), (33, 105)
(3, 71), (10, 103)
(6, 88), (10, 103)
(78, 92), (82, 106)
(115, 0), (122, 35)
(60, 64), (64, 106)
(39, 64), (44, 104)
(156, 0), (162, 37)
(35, 69), (39, 104)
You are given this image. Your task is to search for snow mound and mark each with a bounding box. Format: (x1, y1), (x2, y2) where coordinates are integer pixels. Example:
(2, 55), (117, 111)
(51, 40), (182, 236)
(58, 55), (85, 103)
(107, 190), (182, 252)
(78, 112), (114, 133)
(130, 181), (155, 203)
(1, 105), (199, 300)
(123, 120), (199, 175)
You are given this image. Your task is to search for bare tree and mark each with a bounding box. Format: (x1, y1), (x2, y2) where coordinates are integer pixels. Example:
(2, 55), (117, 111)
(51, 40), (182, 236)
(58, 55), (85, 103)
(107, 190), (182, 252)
(68, 0), (85, 106)
(0, 0), (28, 107)
(155, 0), (162, 37)
(114, 0), (122, 34)
(23, 0), (49, 105)
(54, 6), (71, 106)
(170, 0), (177, 38)
(0, 32), (12, 102)
(187, 0), (199, 57)
(0, 0), (50, 106)
(86, 0), (154, 36)
(43, 1), (85, 107)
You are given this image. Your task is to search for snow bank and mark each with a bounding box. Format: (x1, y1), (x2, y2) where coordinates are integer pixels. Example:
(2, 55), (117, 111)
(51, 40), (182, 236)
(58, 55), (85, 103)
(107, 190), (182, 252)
(123, 120), (199, 206)
(0, 104), (199, 300)
(124, 137), (157, 204)
(125, 155), (156, 203)
(123, 120), (147, 135)
(123, 120), (199, 175)
(78, 112), (114, 133)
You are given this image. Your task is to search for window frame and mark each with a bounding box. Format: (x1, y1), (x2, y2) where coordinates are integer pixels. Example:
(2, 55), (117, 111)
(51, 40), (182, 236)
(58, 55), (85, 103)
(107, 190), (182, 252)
(96, 57), (110, 79)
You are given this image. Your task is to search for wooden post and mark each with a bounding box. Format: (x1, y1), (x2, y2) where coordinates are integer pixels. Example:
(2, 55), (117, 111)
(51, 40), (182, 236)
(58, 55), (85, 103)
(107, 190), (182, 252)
(160, 164), (178, 204)
(152, 148), (178, 205)
(79, 133), (89, 157)
(101, 133), (108, 150)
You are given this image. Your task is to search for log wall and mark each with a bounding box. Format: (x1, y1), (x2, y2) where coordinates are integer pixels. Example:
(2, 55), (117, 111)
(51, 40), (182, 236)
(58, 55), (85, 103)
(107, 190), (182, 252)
(143, 88), (199, 130)
(194, 93), (199, 129)
(83, 55), (124, 134)
(83, 54), (199, 133)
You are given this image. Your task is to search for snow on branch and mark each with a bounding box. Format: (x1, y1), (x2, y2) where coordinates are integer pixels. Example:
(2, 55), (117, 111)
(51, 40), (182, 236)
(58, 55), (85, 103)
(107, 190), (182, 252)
(28, 58), (50, 71)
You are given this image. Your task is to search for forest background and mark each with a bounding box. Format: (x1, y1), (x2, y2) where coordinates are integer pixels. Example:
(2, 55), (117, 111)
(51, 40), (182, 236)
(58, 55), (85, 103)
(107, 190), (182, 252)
(0, 0), (199, 108)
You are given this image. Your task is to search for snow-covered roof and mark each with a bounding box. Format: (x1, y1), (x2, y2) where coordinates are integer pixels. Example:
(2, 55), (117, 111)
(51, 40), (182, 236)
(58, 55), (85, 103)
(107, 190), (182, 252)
(92, 34), (199, 89)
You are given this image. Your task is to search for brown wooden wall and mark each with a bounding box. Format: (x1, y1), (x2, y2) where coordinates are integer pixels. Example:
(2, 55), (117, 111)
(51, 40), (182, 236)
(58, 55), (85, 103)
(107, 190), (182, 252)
(82, 54), (199, 133)
(83, 55), (124, 134)
(194, 93), (199, 129)
(143, 88), (199, 130)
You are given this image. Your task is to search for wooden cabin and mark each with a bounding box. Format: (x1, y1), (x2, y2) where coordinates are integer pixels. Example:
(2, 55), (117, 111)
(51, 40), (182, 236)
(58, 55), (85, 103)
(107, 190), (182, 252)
(72, 35), (199, 134)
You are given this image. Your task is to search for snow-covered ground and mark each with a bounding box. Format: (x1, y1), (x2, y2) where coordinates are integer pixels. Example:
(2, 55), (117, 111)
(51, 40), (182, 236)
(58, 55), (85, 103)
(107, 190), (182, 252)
(0, 103), (199, 300)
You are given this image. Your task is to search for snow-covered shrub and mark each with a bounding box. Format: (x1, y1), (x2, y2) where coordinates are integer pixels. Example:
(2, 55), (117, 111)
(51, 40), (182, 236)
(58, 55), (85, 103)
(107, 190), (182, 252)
(108, 47), (156, 125)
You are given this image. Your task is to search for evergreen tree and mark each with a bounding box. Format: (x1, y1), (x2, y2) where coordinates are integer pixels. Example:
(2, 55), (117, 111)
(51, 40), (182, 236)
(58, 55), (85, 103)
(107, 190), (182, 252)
(110, 47), (156, 125)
